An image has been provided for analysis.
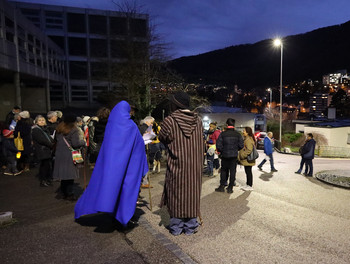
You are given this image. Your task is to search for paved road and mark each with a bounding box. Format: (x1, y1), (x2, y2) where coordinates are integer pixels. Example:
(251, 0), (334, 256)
(1, 152), (350, 263)
(140, 151), (350, 264)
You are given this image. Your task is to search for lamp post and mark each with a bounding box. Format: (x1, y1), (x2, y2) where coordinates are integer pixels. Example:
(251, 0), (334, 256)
(274, 38), (283, 142)
(267, 88), (272, 113)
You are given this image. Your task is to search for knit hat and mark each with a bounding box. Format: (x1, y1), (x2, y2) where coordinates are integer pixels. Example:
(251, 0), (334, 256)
(3, 129), (13, 137)
(169, 91), (190, 109)
(19, 110), (30, 119)
(83, 116), (90, 123)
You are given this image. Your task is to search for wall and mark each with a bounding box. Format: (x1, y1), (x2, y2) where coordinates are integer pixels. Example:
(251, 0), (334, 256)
(21, 86), (48, 114)
(0, 83), (16, 121)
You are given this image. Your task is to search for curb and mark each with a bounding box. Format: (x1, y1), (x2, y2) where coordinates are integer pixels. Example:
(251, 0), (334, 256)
(315, 171), (350, 189)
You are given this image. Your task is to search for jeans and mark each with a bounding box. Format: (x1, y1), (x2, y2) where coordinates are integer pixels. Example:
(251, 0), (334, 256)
(244, 166), (253, 187)
(220, 157), (237, 187)
(206, 153), (214, 174)
(304, 159), (313, 175)
(296, 158), (305, 173)
(258, 154), (276, 170)
(169, 217), (199, 235)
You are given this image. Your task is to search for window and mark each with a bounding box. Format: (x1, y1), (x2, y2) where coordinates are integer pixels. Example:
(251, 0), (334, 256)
(90, 39), (107, 57)
(5, 17), (14, 29)
(6, 32), (14, 42)
(69, 61), (87, 79)
(130, 18), (147, 38)
(91, 62), (108, 79)
(67, 13), (86, 33)
(71, 86), (88, 101)
(109, 17), (127, 35)
(68, 37), (86, 56)
(49, 36), (65, 50)
(45, 11), (63, 29)
(89, 15), (107, 34)
(110, 40), (127, 58)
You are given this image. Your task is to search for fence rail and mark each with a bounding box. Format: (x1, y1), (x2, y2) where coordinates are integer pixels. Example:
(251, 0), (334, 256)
(318, 146), (350, 158)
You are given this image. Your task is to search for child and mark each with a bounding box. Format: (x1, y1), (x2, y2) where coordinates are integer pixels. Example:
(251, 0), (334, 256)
(2, 129), (22, 176)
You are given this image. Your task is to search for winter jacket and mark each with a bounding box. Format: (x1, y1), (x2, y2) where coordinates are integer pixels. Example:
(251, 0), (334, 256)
(207, 129), (221, 145)
(238, 136), (256, 166)
(263, 136), (274, 155)
(216, 128), (244, 158)
(302, 138), (316, 159)
(32, 125), (54, 160)
(2, 137), (18, 158)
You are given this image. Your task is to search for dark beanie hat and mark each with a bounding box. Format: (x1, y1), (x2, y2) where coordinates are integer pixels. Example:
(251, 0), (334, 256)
(169, 91), (190, 109)
(63, 113), (77, 124)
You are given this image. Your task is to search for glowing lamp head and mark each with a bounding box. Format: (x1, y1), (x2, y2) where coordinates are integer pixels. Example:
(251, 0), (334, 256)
(274, 39), (282, 47)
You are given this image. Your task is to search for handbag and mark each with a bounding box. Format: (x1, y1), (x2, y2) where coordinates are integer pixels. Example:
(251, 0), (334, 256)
(14, 132), (24, 151)
(247, 145), (259, 162)
(63, 136), (84, 164)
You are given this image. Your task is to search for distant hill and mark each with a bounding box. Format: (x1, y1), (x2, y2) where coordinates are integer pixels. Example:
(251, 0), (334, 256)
(168, 20), (350, 90)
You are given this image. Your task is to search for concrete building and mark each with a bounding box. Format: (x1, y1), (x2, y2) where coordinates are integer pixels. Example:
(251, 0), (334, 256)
(309, 92), (331, 118)
(0, 0), (65, 119)
(10, 0), (149, 108)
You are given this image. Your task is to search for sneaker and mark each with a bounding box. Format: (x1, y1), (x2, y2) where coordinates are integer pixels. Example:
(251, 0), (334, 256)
(215, 185), (225, 192)
(258, 166), (262, 171)
(295, 171), (301, 174)
(40, 181), (49, 187)
(13, 170), (23, 176)
(241, 185), (254, 191)
(271, 169), (278, 172)
(3, 171), (12, 176)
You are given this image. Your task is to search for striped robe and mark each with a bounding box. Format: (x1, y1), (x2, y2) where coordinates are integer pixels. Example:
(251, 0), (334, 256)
(159, 109), (204, 218)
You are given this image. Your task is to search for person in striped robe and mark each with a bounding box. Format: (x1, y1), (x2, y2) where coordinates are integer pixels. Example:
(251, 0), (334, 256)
(159, 91), (204, 236)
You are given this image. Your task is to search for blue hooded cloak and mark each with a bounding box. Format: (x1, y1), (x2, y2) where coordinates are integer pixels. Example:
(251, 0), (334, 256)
(74, 101), (148, 226)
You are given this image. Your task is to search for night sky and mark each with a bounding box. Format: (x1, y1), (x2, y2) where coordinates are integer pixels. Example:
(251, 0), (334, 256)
(15, 0), (350, 58)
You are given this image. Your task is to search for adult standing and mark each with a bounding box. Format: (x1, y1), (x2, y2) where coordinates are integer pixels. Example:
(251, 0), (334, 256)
(46, 111), (58, 138)
(301, 133), (316, 177)
(32, 115), (55, 186)
(215, 118), (244, 193)
(205, 122), (221, 177)
(75, 101), (148, 226)
(158, 91), (204, 236)
(53, 114), (85, 200)
(14, 111), (33, 172)
(257, 131), (278, 173)
(238, 127), (256, 191)
(5, 106), (21, 127)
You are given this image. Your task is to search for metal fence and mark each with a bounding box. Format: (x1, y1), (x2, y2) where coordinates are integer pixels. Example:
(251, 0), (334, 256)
(318, 146), (350, 158)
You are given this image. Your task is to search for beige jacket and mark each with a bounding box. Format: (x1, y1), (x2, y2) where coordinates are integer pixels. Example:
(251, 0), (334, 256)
(238, 136), (256, 166)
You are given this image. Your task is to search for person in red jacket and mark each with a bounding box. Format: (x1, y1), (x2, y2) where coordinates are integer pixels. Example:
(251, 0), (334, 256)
(205, 122), (221, 176)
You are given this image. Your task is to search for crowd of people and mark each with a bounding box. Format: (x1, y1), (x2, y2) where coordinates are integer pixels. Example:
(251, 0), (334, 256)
(1, 92), (316, 236)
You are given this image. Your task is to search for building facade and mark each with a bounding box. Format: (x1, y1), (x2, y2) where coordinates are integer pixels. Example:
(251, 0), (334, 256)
(0, 0), (65, 118)
(309, 92), (331, 118)
(10, 1), (149, 108)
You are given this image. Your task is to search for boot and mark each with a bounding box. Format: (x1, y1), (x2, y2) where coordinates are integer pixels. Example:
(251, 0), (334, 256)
(226, 186), (233, 193)
(215, 185), (225, 192)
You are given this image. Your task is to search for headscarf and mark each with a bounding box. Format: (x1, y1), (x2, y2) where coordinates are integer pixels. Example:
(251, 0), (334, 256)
(75, 101), (148, 226)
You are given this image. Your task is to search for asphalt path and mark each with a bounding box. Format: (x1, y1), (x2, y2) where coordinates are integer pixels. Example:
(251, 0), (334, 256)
(1, 151), (350, 263)
(140, 151), (350, 264)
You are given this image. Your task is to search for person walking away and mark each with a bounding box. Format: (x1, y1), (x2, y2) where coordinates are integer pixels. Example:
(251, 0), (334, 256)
(14, 111), (33, 172)
(75, 101), (148, 227)
(2, 129), (22, 176)
(32, 115), (55, 187)
(239, 127), (256, 191)
(257, 131), (278, 172)
(159, 91), (204, 236)
(53, 114), (86, 200)
(301, 133), (316, 177)
(215, 118), (244, 193)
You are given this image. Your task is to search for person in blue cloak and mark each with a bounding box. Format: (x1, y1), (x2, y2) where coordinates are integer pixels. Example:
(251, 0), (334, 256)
(74, 101), (148, 226)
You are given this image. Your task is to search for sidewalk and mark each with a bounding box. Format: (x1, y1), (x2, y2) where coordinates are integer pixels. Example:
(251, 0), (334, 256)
(0, 166), (184, 264)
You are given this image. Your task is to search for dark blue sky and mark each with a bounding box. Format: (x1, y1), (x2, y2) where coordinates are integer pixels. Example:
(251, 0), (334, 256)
(17, 0), (350, 58)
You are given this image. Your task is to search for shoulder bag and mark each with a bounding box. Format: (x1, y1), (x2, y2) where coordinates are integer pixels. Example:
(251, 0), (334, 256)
(14, 132), (24, 151)
(247, 145), (259, 162)
(63, 136), (84, 164)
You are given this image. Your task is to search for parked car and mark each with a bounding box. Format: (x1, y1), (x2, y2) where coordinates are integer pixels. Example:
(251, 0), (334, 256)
(255, 131), (267, 150)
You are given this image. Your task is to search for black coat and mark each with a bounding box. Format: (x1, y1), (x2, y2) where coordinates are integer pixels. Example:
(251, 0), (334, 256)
(302, 138), (316, 160)
(2, 137), (18, 158)
(32, 125), (54, 160)
(216, 129), (244, 158)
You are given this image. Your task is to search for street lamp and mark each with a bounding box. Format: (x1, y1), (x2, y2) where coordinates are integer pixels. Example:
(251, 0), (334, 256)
(274, 38), (283, 142)
(267, 87), (272, 113)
